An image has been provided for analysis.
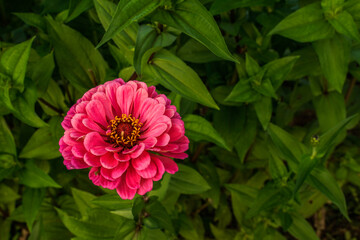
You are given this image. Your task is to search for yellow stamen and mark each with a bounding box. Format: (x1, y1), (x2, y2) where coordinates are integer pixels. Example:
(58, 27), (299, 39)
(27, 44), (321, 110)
(107, 114), (143, 148)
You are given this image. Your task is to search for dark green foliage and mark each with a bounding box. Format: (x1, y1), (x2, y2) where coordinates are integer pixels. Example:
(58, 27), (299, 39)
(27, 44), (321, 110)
(1, 0), (360, 239)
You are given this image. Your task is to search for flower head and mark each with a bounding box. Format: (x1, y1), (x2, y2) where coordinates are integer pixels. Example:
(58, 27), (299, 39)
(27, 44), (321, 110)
(59, 79), (189, 199)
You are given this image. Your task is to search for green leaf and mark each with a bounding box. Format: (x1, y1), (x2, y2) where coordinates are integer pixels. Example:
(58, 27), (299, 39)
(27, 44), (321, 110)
(92, 194), (134, 210)
(313, 91), (346, 132)
(0, 73), (14, 111)
(0, 37), (35, 92)
(287, 47), (321, 80)
(97, 0), (163, 48)
(0, 184), (20, 203)
(151, 0), (237, 62)
(170, 164), (211, 194)
(133, 25), (176, 74)
(234, 108), (257, 163)
(71, 188), (96, 217)
(316, 114), (358, 158)
(46, 16), (108, 93)
(183, 114), (229, 150)
(39, 79), (68, 116)
(328, 10), (360, 41)
(56, 208), (126, 240)
(66, 0), (93, 22)
(12, 81), (47, 128)
(293, 154), (319, 195)
(113, 219), (136, 239)
(313, 33), (350, 93)
(321, 0), (344, 12)
(269, 3), (334, 42)
(267, 123), (307, 167)
(288, 214), (319, 240)
(263, 56), (299, 90)
(251, 78), (278, 99)
(19, 125), (61, 160)
(225, 78), (260, 103)
(94, 0), (138, 66)
(246, 184), (292, 219)
(19, 161), (61, 188)
(144, 199), (174, 232)
(27, 52), (55, 97)
(225, 184), (258, 206)
(177, 38), (221, 63)
(141, 48), (219, 109)
(148, 173), (171, 201)
(245, 53), (261, 77)
(309, 167), (348, 220)
(268, 146), (288, 179)
(210, 0), (275, 15)
(344, 0), (360, 21)
(0, 117), (16, 168)
(254, 96), (272, 130)
(23, 187), (45, 231)
(13, 13), (46, 31)
(225, 184), (258, 224)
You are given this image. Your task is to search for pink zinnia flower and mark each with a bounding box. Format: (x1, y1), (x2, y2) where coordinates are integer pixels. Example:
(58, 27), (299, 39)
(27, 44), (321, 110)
(59, 79), (189, 199)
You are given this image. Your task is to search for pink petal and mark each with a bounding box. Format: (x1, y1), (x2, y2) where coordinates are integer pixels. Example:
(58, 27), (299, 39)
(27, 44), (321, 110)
(100, 152), (119, 169)
(84, 152), (101, 167)
(116, 177), (136, 200)
(91, 92), (114, 120)
(130, 143), (145, 158)
(114, 153), (131, 162)
(100, 167), (115, 181)
(157, 155), (178, 174)
(155, 134), (170, 147)
(100, 178), (120, 190)
(86, 100), (108, 127)
(132, 88), (148, 118)
(136, 160), (157, 179)
(137, 178), (153, 195)
(142, 104), (165, 130)
(105, 146), (123, 152)
(71, 157), (89, 169)
(63, 130), (77, 146)
(139, 99), (157, 124)
(116, 85), (135, 115)
(75, 101), (88, 114)
(71, 114), (89, 133)
(89, 167), (101, 185)
(152, 155), (165, 181)
(164, 108), (175, 118)
(111, 161), (130, 179)
(82, 118), (105, 134)
(122, 145), (139, 155)
(61, 116), (72, 130)
(141, 123), (167, 139)
(126, 166), (141, 189)
(131, 151), (150, 170)
(141, 137), (157, 149)
(83, 132), (108, 156)
(168, 119), (185, 141)
(61, 145), (73, 161)
(105, 81), (122, 115)
(71, 144), (87, 158)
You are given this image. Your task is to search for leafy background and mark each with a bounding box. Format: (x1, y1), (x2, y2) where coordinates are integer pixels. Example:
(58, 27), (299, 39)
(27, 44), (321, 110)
(1, 0), (360, 239)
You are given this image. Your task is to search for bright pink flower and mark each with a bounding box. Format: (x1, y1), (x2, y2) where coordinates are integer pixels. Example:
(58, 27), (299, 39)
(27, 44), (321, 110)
(59, 79), (189, 199)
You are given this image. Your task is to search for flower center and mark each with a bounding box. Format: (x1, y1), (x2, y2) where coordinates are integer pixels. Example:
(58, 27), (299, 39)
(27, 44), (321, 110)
(107, 114), (142, 148)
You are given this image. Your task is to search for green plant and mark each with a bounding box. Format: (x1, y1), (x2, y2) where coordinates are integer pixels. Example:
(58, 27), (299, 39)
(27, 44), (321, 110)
(0, 0), (360, 239)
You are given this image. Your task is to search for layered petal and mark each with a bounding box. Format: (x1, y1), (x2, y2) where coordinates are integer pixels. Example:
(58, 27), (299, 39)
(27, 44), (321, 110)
(59, 79), (189, 200)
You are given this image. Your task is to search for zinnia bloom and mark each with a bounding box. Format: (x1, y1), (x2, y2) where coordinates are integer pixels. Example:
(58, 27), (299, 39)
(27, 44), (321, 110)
(59, 79), (189, 199)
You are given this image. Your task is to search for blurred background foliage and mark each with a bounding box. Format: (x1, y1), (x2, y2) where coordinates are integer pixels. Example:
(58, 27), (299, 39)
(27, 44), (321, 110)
(0, 0), (360, 239)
